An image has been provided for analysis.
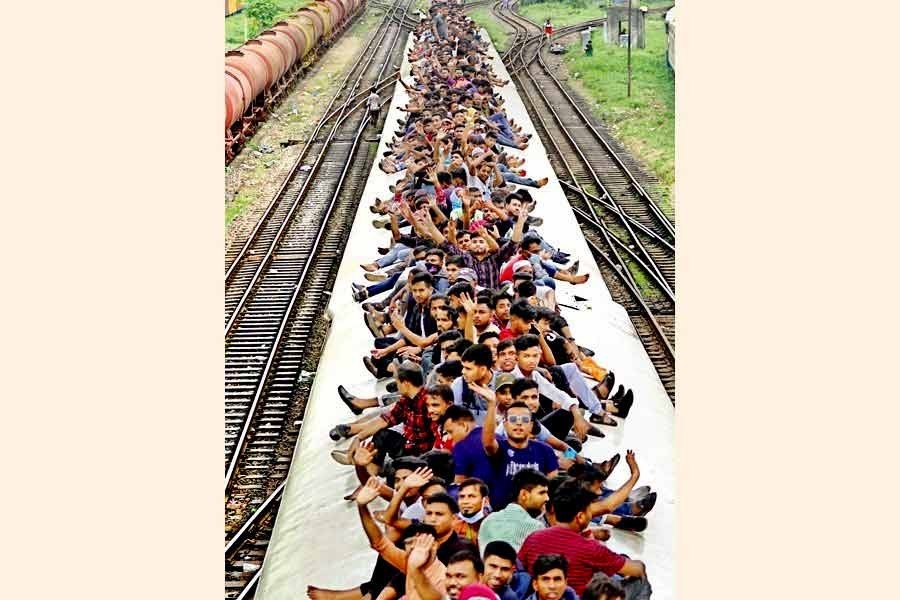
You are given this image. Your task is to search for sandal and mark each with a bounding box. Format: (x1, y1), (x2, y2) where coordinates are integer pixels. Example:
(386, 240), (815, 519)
(589, 412), (619, 427)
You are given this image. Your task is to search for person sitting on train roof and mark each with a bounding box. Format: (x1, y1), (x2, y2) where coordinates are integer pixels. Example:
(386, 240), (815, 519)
(525, 554), (578, 600)
(480, 541), (520, 600)
(476, 395), (559, 510)
(477, 468), (550, 555)
(441, 551), (484, 600)
(580, 572), (626, 600)
(364, 271), (437, 379)
(331, 362), (438, 471)
(453, 477), (491, 544)
(356, 478), (448, 600)
(517, 479), (651, 599)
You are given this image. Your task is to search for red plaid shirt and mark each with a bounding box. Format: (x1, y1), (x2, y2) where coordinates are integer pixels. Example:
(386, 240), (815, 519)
(382, 387), (436, 455)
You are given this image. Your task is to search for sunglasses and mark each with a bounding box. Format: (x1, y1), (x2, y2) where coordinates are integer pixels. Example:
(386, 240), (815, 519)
(507, 414), (532, 424)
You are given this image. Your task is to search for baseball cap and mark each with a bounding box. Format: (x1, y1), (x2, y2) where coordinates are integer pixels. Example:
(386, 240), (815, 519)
(456, 268), (477, 284)
(494, 372), (516, 391)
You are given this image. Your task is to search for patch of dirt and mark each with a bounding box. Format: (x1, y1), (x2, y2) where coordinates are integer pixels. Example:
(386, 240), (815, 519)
(224, 7), (385, 256)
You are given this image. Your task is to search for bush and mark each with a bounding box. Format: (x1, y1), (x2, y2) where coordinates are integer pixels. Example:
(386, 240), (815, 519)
(245, 0), (280, 38)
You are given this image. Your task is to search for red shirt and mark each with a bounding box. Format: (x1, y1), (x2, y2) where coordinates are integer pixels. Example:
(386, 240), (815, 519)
(498, 327), (517, 341)
(518, 526), (627, 595)
(382, 387), (436, 455)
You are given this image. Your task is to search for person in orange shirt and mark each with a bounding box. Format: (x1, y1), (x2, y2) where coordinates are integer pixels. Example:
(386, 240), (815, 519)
(356, 477), (447, 600)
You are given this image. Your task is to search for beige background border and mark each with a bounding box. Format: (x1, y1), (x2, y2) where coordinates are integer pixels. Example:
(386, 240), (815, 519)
(1, 0), (899, 597)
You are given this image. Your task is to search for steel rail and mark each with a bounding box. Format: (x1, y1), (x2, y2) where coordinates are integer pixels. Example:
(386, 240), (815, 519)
(490, 3), (674, 298)
(502, 3), (675, 238)
(558, 180), (674, 252)
(225, 0), (409, 333)
(226, 6), (400, 281)
(224, 0), (414, 493)
(517, 47), (674, 297)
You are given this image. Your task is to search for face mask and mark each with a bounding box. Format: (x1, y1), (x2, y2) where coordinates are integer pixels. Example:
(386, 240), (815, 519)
(458, 507), (486, 523)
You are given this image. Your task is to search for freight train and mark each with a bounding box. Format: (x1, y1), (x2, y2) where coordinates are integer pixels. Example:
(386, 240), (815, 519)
(225, 0), (365, 161)
(226, 0), (244, 17)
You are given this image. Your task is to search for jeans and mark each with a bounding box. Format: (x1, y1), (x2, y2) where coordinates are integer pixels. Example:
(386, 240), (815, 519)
(498, 164), (539, 187)
(489, 113), (516, 139)
(366, 271), (402, 296)
(376, 243), (411, 268)
(497, 133), (519, 148)
(560, 362), (604, 414)
(618, 574), (653, 600)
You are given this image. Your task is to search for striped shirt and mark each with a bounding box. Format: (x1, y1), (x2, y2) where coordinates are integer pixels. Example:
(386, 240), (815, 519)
(477, 503), (545, 555)
(518, 526), (627, 595)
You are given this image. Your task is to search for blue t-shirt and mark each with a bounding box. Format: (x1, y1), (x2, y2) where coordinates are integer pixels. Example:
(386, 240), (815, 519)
(453, 428), (558, 510)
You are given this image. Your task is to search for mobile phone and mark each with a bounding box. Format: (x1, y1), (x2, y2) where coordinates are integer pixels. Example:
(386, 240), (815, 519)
(563, 447), (578, 460)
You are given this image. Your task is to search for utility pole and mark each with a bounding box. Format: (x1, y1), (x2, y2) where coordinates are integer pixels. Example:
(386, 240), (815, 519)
(627, 0), (632, 97)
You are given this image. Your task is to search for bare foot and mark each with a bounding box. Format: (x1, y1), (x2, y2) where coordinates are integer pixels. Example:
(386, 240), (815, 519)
(537, 177), (549, 188)
(573, 273), (590, 284)
(308, 586), (364, 600)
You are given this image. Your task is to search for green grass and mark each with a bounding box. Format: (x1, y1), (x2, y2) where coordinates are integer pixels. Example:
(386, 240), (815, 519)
(225, 0), (312, 50)
(562, 11), (674, 211)
(518, 1), (606, 28)
(468, 7), (511, 51)
(226, 191), (256, 227)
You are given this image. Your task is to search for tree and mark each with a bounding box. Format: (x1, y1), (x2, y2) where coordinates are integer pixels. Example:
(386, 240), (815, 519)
(245, 0), (280, 39)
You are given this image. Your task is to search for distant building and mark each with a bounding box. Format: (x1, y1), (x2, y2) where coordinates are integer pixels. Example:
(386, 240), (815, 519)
(665, 7), (676, 72)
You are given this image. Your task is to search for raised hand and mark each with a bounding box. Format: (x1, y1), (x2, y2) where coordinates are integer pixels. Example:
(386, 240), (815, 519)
(406, 533), (435, 570)
(356, 476), (383, 505)
(403, 466), (434, 490)
(459, 291), (476, 315)
(353, 441), (377, 467)
(626, 449), (639, 476)
(468, 381), (496, 404)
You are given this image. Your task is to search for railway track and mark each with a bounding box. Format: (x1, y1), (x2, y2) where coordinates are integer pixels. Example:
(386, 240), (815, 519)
(224, 1), (414, 597)
(488, 2), (675, 402)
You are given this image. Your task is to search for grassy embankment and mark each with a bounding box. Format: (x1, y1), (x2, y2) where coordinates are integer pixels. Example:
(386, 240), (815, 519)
(518, 1), (674, 213)
(467, 7), (511, 51)
(225, 0), (312, 50)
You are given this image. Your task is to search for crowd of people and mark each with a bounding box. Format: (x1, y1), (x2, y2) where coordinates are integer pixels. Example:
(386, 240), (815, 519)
(307, 3), (657, 599)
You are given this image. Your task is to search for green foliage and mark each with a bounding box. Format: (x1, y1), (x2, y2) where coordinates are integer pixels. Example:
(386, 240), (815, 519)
(246, 0), (280, 38)
(226, 0), (312, 49)
(518, 1), (606, 28)
(468, 7), (510, 51)
(563, 13), (674, 211)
